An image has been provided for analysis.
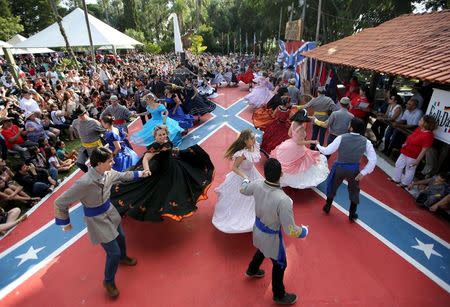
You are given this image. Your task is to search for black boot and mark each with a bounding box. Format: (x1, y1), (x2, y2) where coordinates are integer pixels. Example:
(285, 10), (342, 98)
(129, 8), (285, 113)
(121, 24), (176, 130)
(323, 198), (332, 214)
(349, 202), (358, 222)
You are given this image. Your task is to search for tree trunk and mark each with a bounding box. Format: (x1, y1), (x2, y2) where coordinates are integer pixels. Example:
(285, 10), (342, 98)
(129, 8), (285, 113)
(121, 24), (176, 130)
(48, 0), (79, 70)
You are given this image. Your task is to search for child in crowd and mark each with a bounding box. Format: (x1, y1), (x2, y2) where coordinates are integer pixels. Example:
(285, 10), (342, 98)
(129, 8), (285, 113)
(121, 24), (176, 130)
(45, 147), (75, 173)
(55, 140), (78, 161)
(409, 172), (450, 209)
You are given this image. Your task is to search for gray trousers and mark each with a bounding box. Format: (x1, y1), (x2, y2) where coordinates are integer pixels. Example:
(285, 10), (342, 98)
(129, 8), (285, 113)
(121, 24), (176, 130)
(327, 166), (360, 204)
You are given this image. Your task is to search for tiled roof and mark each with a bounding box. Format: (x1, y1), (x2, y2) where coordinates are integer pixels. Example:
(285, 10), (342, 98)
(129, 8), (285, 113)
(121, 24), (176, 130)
(302, 10), (450, 84)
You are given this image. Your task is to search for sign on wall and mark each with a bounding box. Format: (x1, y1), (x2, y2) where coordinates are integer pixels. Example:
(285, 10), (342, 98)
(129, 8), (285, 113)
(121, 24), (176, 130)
(426, 88), (450, 144)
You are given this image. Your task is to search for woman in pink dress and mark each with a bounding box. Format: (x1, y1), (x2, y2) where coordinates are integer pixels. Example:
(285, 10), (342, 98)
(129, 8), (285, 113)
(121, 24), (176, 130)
(271, 110), (329, 189)
(243, 73), (275, 108)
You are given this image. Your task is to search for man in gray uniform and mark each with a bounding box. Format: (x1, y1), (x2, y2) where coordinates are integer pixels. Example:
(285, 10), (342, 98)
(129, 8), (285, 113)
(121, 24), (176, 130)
(100, 95), (133, 132)
(55, 147), (150, 298)
(298, 86), (338, 148)
(240, 158), (309, 305)
(317, 118), (377, 221)
(287, 78), (300, 106)
(313, 97), (354, 145)
(72, 105), (106, 172)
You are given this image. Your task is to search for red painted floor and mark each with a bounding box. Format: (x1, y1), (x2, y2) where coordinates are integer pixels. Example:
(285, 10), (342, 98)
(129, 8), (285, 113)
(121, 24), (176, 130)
(1, 85), (449, 306)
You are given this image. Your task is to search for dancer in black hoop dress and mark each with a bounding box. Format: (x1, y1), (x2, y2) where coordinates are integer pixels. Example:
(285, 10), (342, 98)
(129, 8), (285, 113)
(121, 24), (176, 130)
(111, 125), (214, 222)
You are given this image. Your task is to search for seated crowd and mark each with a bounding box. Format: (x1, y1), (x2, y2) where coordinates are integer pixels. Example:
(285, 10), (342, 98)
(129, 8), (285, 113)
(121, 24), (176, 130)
(0, 51), (260, 235)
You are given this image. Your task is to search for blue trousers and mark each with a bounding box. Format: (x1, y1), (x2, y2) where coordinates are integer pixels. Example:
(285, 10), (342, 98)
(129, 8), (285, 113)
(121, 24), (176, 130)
(100, 224), (126, 284)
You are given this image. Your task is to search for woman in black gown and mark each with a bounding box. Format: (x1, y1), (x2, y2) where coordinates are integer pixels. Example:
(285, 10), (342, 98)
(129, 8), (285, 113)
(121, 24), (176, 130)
(111, 125), (214, 222)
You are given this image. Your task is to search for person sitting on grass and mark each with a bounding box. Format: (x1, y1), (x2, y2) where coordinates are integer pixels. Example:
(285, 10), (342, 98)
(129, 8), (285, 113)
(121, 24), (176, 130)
(46, 146), (75, 173)
(0, 178), (40, 204)
(55, 140), (78, 161)
(0, 206), (27, 236)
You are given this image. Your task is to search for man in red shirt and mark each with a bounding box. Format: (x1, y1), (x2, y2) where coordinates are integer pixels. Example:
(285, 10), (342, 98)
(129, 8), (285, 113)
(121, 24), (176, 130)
(0, 118), (37, 159)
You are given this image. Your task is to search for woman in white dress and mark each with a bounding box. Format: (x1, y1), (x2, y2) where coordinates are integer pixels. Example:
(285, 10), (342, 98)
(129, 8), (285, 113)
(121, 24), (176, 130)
(212, 129), (263, 233)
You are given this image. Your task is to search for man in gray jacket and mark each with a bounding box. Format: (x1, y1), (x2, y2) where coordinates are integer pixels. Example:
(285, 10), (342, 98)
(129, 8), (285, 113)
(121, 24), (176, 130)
(55, 147), (150, 298)
(240, 158), (309, 305)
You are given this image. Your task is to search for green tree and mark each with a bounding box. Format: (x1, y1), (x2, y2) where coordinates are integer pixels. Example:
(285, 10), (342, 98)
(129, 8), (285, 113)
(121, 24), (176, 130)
(124, 28), (146, 43)
(0, 0), (12, 17)
(122, 0), (138, 30)
(9, 0), (56, 36)
(189, 34), (207, 54)
(0, 16), (24, 41)
(144, 42), (162, 54)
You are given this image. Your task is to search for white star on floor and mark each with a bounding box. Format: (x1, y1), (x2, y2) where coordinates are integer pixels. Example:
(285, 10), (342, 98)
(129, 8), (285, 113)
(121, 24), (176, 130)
(411, 238), (442, 260)
(191, 135), (200, 140)
(15, 246), (45, 267)
(222, 115), (229, 118)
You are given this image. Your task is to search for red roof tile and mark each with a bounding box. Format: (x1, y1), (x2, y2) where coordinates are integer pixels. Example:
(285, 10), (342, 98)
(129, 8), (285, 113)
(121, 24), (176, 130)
(302, 10), (450, 84)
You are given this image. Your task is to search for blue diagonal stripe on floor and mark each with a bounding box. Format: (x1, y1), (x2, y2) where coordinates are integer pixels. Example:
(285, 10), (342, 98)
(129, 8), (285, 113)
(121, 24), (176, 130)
(315, 181), (449, 291)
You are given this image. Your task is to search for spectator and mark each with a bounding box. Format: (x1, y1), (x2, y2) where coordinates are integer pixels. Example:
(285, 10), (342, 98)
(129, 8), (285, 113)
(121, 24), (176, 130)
(45, 146), (75, 173)
(55, 140), (77, 161)
(390, 115), (436, 187)
(370, 94), (402, 148)
(19, 89), (41, 114)
(1, 117), (37, 159)
(383, 98), (423, 156)
(0, 206), (27, 235)
(411, 84), (424, 110)
(24, 111), (48, 143)
(50, 103), (75, 140)
(13, 162), (56, 198)
(287, 78), (300, 105)
(410, 171), (449, 209)
(0, 178), (40, 204)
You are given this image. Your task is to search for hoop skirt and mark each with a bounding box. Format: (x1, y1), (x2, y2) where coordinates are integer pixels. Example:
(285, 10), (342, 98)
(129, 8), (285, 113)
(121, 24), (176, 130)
(105, 129), (139, 171)
(183, 88), (216, 116)
(111, 141), (214, 222)
(261, 109), (291, 154)
(130, 104), (183, 147)
(237, 69), (254, 84)
(212, 143), (263, 233)
(166, 97), (194, 129)
(271, 138), (329, 189)
(243, 77), (275, 108)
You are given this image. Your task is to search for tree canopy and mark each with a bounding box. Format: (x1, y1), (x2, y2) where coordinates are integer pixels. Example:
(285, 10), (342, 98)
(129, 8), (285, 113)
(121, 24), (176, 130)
(0, 0), (448, 52)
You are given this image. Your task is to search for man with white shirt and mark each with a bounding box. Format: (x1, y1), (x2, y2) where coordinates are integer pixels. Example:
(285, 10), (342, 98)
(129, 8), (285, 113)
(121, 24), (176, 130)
(317, 118), (377, 222)
(19, 89), (41, 114)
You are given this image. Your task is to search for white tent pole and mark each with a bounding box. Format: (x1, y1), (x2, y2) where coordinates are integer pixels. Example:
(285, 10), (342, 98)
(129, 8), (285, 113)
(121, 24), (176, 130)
(82, 0), (96, 67)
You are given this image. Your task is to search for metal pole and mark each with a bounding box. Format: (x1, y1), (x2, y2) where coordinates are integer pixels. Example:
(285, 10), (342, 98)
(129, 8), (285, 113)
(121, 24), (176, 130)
(315, 0), (322, 42)
(289, 1), (295, 21)
(301, 0), (306, 20)
(278, 7), (283, 40)
(82, 0), (96, 66)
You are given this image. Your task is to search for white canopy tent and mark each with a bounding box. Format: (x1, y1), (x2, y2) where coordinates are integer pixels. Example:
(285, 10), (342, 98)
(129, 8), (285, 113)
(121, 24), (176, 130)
(15, 8), (143, 48)
(6, 34), (55, 54)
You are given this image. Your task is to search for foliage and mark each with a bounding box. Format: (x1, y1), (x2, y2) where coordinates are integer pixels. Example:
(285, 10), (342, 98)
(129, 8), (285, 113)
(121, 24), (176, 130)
(55, 58), (78, 71)
(189, 34), (208, 54)
(8, 0), (56, 36)
(0, 16), (24, 41)
(124, 28), (146, 43)
(144, 42), (162, 54)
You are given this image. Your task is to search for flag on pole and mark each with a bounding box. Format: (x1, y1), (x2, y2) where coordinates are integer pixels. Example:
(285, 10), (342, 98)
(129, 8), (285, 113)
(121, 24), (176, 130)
(253, 33), (256, 55)
(227, 33), (230, 54)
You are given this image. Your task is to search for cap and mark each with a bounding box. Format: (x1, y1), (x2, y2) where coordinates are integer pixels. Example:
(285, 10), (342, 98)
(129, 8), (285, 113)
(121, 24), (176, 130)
(110, 95), (119, 101)
(317, 86), (326, 93)
(289, 78), (296, 85)
(340, 97), (350, 105)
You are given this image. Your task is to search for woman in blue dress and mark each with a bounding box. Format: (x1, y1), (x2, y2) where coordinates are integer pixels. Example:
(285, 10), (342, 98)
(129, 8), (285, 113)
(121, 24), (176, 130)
(164, 87), (194, 130)
(101, 115), (140, 171)
(131, 93), (183, 146)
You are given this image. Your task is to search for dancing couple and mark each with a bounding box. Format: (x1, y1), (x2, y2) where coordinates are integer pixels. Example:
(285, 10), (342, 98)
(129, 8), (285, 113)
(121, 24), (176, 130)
(55, 124), (214, 298)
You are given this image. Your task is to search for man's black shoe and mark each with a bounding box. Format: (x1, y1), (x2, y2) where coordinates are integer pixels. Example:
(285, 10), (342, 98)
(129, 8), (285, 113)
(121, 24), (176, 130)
(323, 203), (331, 214)
(349, 213), (358, 222)
(245, 269), (265, 278)
(273, 293), (298, 305)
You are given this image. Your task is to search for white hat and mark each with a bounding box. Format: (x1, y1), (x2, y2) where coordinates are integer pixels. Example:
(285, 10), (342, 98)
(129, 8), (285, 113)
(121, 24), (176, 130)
(24, 111), (34, 120)
(110, 95), (119, 101)
(340, 97), (350, 105)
